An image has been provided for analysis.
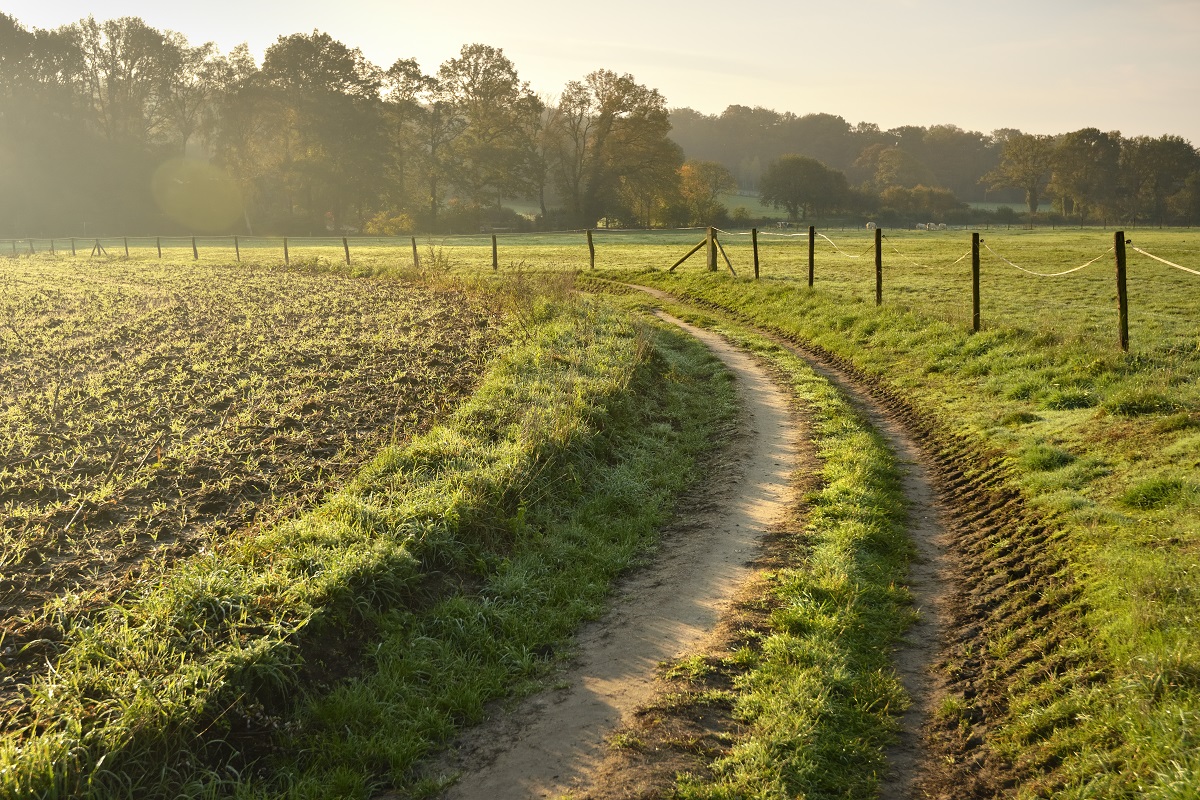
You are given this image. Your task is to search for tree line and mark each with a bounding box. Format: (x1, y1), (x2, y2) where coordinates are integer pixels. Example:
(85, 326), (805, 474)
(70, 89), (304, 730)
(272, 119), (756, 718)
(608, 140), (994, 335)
(672, 108), (1200, 226)
(2, 14), (1198, 236)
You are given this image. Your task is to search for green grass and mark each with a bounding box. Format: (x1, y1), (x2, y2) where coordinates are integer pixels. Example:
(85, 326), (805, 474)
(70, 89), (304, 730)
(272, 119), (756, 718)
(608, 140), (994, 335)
(0, 273), (737, 798)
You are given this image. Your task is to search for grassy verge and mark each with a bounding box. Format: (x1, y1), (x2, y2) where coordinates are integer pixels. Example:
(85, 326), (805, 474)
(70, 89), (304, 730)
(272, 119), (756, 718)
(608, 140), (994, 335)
(0, 282), (736, 799)
(605, 270), (1200, 798)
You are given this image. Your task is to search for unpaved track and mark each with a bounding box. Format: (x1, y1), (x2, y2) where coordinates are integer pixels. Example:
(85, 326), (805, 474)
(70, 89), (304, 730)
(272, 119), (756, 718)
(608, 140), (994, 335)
(430, 312), (803, 799)
(430, 296), (951, 798)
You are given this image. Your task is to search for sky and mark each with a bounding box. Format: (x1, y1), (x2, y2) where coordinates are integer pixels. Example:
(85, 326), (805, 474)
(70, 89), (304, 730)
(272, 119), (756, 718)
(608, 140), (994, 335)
(5, 0), (1200, 144)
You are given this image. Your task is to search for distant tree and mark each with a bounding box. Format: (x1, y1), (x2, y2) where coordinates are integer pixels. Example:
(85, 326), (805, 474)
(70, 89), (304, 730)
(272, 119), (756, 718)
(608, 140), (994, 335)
(1048, 128), (1122, 223)
(759, 155), (848, 220)
(1131, 135), (1199, 226)
(879, 184), (965, 217)
(1169, 171), (1200, 225)
(982, 132), (1055, 216)
(678, 160), (736, 224)
(855, 143), (938, 191)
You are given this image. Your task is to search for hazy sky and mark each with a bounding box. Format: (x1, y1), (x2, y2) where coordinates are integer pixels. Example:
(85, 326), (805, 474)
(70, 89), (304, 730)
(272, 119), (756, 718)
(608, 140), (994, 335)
(6, 0), (1199, 143)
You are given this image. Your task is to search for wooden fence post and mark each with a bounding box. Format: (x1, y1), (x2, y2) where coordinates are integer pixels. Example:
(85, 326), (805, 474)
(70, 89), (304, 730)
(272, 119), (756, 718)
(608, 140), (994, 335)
(752, 228), (760, 278)
(808, 225), (815, 287)
(71, 237), (76, 257)
(156, 237), (161, 258)
(343, 236), (351, 265)
(124, 237), (129, 258)
(29, 240), (34, 255)
(707, 227), (717, 271)
(10, 240), (15, 256)
(192, 236), (198, 260)
(972, 232), (981, 332)
(50, 239), (55, 255)
(234, 235), (240, 262)
(1115, 231), (1129, 351)
(587, 229), (595, 269)
(492, 234), (498, 271)
(411, 236), (419, 268)
(284, 237), (289, 264)
(875, 227), (883, 306)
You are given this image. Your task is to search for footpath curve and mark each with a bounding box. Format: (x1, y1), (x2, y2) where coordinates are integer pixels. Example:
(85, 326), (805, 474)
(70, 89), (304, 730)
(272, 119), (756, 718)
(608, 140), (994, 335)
(425, 290), (953, 798)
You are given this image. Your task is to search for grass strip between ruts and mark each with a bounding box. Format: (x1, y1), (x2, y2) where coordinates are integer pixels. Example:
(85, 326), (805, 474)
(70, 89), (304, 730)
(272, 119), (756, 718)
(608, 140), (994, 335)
(0, 289), (737, 799)
(622, 297), (915, 799)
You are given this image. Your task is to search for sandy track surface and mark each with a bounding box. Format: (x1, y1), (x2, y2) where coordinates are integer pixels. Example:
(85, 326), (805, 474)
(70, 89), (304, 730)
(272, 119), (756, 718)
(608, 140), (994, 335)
(424, 312), (804, 799)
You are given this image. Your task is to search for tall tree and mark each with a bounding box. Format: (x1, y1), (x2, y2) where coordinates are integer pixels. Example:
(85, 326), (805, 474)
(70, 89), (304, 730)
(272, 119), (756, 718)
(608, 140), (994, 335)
(982, 132), (1056, 216)
(1049, 128), (1122, 222)
(548, 69), (679, 227)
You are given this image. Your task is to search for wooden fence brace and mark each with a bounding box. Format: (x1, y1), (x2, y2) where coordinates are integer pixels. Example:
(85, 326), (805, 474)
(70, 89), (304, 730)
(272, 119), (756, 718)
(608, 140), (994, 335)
(1115, 231), (1129, 351)
(706, 227), (717, 271)
(491, 234), (498, 271)
(156, 237), (161, 258)
(808, 226), (816, 287)
(587, 229), (595, 269)
(668, 238), (708, 272)
(715, 236), (736, 276)
(343, 236), (351, 265)
(284, 237), (289, 264)
(191, 236), (198, 260)
(411, 236), (419, 268)
(875, 227), (883, 306)
(123, 237), (129, 258)
(972, 232), (981, 333)
(752, 228), (759, 278)
(234, 235), (240, 262)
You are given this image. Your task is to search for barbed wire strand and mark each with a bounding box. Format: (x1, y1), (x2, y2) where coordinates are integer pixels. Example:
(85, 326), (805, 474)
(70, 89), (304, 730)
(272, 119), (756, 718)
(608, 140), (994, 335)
(983, 242), (1113, 277)
(1130, 246), (1200, 277)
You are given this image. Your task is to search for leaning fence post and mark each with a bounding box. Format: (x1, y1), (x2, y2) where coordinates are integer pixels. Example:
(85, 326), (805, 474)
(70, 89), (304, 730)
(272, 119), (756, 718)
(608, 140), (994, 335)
(124, 237), (129, 258)
(343, 236), (351, 265)
(192, 236), (198, 261)
(808, 225), (815, 287)
(492, 234), (498, 271)
(752, 228), (760, 278)
(1115, 230), (1129, 351)
(875, 227), (883, 306)
(587, 228), (595, 269)
(972, 232), (981, 332)
(411, 236), (419, 268)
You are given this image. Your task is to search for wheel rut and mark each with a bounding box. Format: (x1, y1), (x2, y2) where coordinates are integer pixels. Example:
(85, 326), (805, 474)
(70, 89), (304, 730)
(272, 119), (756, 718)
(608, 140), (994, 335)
(421, 293), (952, 799)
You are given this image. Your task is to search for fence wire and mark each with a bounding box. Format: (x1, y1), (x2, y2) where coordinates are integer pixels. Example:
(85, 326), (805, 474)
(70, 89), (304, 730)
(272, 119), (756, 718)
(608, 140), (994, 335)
(984, 242), (1113, 277)
(1131, 246), (1200, 277)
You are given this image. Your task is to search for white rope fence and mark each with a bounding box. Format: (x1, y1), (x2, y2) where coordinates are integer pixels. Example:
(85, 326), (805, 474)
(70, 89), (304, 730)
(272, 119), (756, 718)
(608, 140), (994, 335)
(984, 242), (1113, 277)
(882, 234), (971, 269)
(1131, 246), (1200, 277)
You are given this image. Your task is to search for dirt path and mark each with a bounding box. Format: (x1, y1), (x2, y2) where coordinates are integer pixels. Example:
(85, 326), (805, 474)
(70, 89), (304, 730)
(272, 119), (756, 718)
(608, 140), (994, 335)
(426, 298), (952, 799)
(426, 312), (805, 799)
